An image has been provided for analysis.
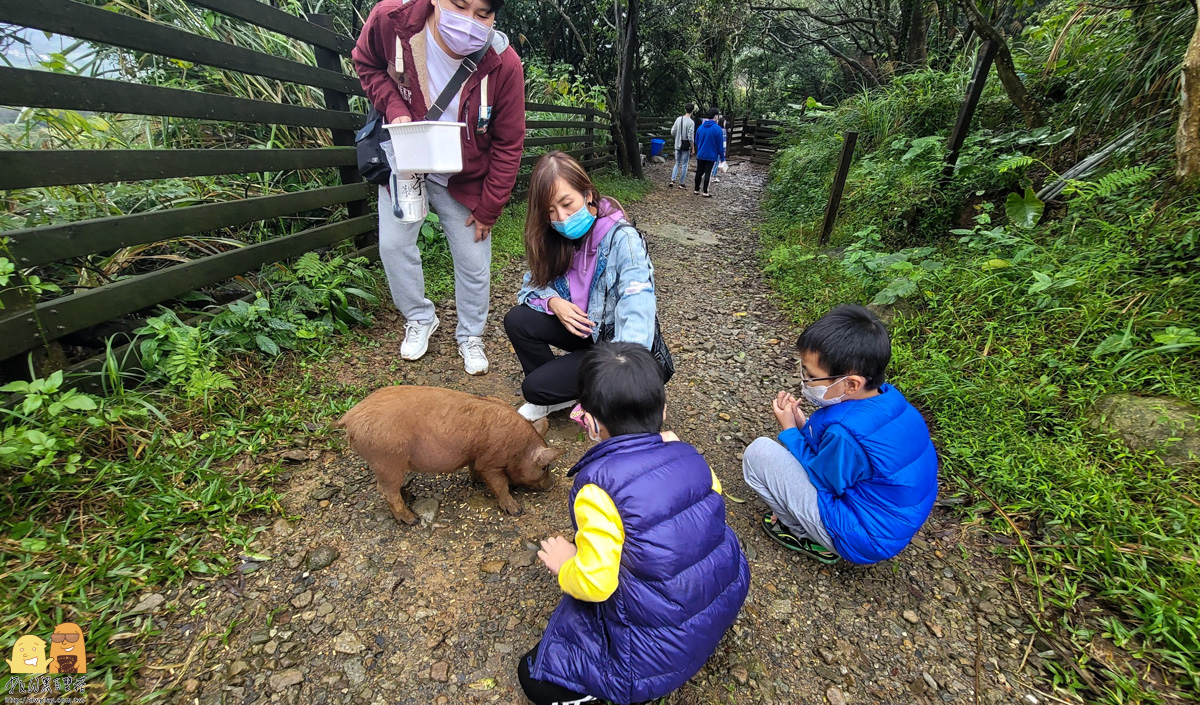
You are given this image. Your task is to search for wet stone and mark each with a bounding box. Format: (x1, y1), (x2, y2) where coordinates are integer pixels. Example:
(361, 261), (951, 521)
(308, 546), (340, 571)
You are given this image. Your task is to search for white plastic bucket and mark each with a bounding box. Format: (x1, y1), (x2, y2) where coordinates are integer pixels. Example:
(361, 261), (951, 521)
(389, 172), (428, 223)
(383, 121), (466, 174)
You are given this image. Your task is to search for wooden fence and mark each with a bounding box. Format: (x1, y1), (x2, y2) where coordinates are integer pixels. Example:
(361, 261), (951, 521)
(0, 0), (611, 371)
(637, 116), (784, 164)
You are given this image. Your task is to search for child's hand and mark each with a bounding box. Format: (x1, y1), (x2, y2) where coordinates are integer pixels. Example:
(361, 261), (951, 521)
(772, 391), (801, 430)
(791, 402), (808, 429)
(538, 536), (577, 575)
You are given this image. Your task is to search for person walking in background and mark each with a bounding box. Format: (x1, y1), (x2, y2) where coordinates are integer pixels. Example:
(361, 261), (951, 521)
(353, 0), (526, 376)
(693, 108), (725, 198)
(668, 103), (696, 189)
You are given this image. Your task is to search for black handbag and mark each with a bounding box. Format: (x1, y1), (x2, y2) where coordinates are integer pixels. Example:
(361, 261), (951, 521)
(355, 107), (391, 186)
(679, 138), (692, 152)
(598, 226), (675, 383)
(356, 32), (495, 186)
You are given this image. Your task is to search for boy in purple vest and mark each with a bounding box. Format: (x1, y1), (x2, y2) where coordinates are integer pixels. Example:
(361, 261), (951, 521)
(743, 304), (938, 565)
(519, 342), (750, 705)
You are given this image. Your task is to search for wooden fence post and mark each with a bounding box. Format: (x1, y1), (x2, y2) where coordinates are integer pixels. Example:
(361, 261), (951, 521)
(306, 13), (371, 250)
(584, 112), (596, 162)
(820, 131), (858, 246)
(942, 40), (997, 180)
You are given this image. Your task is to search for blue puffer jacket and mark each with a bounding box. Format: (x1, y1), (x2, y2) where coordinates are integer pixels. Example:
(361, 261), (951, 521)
(694, 119), (726, 162)
(795, 385), (938, 564)
(531, 434), (750, 704)
(516, 221), (657, 351)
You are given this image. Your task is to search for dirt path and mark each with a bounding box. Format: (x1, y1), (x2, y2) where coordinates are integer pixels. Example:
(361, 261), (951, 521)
(137, 162), (1044, 705)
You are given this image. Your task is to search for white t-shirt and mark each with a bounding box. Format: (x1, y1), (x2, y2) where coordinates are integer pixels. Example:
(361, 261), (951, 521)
(425, 26), (464, 186)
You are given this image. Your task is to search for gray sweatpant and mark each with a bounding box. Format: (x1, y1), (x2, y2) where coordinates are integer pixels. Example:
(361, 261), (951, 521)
(378, 142), (491, 343)
(743, 437), (839, 553)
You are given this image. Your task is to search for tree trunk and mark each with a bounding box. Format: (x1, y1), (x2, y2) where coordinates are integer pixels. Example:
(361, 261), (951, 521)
(1177, 10), (1200, 182)
(907, 0), (929, 66)
(617, 0), (643, 178)
(958, 0), (1045, 128)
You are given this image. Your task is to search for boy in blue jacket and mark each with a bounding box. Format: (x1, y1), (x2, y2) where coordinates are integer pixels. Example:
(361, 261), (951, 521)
(743, 304), (938, 565)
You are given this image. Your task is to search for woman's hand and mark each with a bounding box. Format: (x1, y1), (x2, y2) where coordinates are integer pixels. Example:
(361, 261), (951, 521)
(538, 536), (577, 575)
(548, 297), (595, 338)
(772, 391), (805, 431)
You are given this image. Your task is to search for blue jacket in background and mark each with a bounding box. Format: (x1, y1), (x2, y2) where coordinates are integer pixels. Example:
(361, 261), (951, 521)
(778, 385), (938, 564)
(695, 119), (725, 162)
(531, 434), (750, 704)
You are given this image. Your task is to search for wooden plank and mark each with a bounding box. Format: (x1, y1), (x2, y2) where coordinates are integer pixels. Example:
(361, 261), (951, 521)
(523, 135), (596, 148)
(0, 215), (377, 362)
(519, 143), (613, 167)
(188, 0), (356, 56)
(7, 183), (372, 267)
(0, 0), (364, 97)
(943, 40), (997, 179)
(307, 13), (370, 249)
(525, 102), (608, 119)
(820, 131), (858, 246)
(0, 67), (362, 130)
(525, 120), (592, 130)
(0, 147), (356, 189)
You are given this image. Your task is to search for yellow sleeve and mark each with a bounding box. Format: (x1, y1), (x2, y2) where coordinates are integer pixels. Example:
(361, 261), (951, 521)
(558, 484), (624, 602)
(710, 469), (723, 495)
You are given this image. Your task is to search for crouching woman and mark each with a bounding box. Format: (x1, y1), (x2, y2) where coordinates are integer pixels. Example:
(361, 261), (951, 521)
(504, 151), (662, 422)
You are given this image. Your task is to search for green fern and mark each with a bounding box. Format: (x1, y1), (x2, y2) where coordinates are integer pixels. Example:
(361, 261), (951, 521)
(1066, 166), (1157, 203)
(998, 155), (1035, 174)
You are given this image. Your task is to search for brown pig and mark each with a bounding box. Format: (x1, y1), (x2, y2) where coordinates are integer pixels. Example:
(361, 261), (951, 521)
(335, 386), (562, 524)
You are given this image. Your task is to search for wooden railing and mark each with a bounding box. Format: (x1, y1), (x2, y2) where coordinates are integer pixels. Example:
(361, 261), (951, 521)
(637, 116), (784, 164)
(0, 0), (611, 369)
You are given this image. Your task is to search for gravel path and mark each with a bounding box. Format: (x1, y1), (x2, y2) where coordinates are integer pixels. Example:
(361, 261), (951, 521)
(135, 161), (1047, 705)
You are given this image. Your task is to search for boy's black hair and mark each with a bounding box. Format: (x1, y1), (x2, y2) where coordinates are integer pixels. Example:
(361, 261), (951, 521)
(685, 103), (695, 114)
(707, 107), (719, 119)
(796, 304), (890, 390)
(578, 342), (665, 436)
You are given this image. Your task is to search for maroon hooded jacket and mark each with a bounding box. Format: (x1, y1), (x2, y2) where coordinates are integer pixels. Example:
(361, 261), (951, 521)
(352, 0), (525, 226)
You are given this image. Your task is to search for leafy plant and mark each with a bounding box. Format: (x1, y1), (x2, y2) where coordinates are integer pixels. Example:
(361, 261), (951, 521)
(839, 226), (944, 305)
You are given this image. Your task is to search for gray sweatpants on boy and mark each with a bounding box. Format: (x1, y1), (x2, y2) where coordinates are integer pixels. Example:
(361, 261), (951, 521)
(743, 437), (839, 552)
(378, 142), (491, 343)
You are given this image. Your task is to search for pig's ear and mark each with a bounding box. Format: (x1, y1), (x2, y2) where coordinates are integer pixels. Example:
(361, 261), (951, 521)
(534, 446), (562, 467)
(531, 417), (550, 438)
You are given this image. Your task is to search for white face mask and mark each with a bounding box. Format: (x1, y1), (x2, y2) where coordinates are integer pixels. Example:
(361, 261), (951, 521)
(801, 376), (849, 408)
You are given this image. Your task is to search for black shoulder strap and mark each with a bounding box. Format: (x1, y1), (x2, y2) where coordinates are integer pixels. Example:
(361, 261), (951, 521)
(426, 30), (495, 122)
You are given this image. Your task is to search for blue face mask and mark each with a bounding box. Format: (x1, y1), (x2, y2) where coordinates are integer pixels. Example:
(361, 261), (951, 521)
(551, 202), (596, 240)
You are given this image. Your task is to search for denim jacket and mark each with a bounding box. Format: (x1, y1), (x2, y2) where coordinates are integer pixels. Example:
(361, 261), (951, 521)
(516, 221), (657, 350)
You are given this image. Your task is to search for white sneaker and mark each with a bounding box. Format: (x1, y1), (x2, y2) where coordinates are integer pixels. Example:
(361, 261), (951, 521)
(458, 336), (489, 375)
(517, 400), (576, 422)
(400, 316), (439, 360)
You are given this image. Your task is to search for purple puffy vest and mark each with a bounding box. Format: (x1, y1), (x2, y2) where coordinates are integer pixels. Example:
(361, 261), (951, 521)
(530, 433), (750, 704)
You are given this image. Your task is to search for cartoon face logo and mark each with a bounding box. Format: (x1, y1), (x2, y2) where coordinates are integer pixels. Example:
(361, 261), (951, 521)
(6, 635), (47, 673)
(48, 623), (86, 674)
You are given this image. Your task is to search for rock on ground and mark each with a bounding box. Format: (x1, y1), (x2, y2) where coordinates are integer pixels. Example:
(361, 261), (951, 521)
(1090, 393), (1199, 465)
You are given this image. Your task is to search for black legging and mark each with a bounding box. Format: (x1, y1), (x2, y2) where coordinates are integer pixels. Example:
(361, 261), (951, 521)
(694, 159), (715, 193)
(504, 304), (594, 405)
(517, 643), (598, 704)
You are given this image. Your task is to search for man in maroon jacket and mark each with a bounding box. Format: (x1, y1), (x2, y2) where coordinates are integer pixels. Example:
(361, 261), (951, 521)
(353, 0), (525, 375)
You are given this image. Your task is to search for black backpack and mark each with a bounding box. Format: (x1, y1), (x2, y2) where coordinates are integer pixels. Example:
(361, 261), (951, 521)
(355, 107), (391, 187)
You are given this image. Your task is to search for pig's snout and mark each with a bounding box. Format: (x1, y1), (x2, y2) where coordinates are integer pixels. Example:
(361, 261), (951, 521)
(532, 468), (555, 491)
